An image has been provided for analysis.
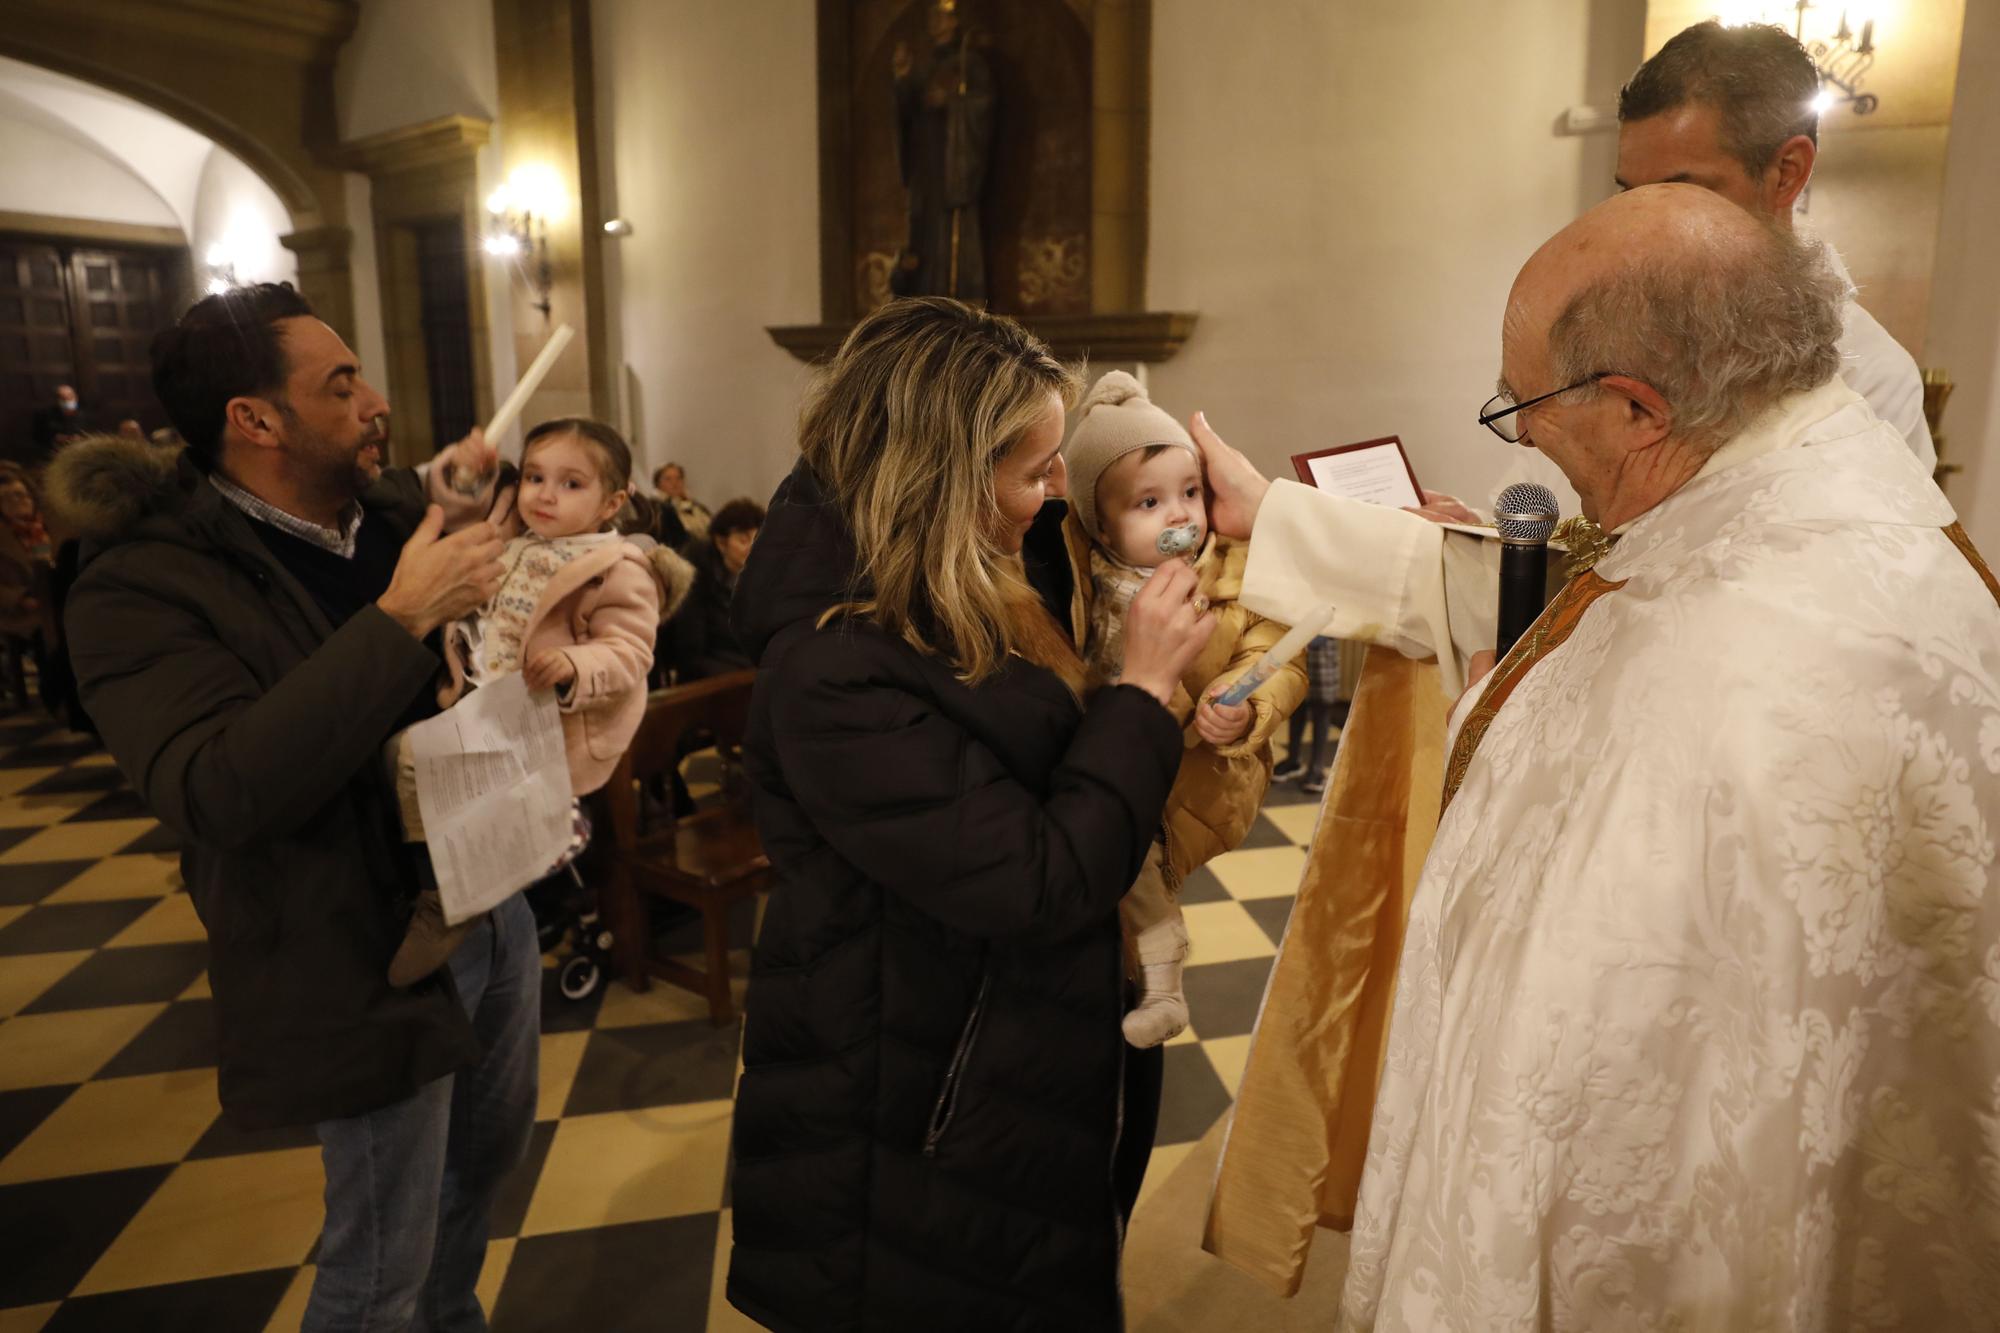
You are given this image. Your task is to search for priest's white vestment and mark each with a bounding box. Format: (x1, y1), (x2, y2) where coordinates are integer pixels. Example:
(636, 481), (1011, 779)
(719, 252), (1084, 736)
(1251, 379), (2000, 1330)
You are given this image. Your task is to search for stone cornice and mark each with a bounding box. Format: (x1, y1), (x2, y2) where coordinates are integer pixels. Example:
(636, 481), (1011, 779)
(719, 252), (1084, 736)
(338, 115), (493, 177)
(768, 310), (1200, 364)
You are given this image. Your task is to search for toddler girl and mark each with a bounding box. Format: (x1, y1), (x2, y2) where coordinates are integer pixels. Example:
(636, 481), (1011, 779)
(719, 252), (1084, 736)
(1063, 373), (1307, 1046)
(390, 417), (665, 985)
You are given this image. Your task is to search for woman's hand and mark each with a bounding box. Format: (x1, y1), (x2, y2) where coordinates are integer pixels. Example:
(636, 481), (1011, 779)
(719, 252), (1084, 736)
(525, 649), (577, 692)
(1194, 692), (1253, 746)
(1189, 412), (1271, 541)
(1116, 559), (1216, 708)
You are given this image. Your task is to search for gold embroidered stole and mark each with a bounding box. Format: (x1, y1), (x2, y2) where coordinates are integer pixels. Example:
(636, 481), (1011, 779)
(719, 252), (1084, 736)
(1945, 522), (2000, 606)
(1441, 570), (1628, 813)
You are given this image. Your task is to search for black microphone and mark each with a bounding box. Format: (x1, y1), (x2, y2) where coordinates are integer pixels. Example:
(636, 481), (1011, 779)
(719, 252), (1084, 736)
(1494, 482), (1559, 658)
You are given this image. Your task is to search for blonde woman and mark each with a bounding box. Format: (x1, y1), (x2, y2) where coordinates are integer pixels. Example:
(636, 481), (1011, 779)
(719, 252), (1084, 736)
(726, 298), (1215, 1332)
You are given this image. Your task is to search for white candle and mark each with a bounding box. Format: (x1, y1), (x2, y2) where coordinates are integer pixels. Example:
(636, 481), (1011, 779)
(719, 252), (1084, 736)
(486, 322), (575, 443)
(1213, 601), (1337, 706)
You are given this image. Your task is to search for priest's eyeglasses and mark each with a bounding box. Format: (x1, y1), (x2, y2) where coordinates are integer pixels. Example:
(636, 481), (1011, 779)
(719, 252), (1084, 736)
(1477, 373), (1609, 443)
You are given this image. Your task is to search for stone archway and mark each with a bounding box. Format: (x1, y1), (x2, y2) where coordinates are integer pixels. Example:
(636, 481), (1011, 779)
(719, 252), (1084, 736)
(0, 0), (362, 339)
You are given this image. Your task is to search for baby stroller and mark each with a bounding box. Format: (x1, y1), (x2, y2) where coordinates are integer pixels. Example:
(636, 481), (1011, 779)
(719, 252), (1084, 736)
(527, 802), (615, 1002)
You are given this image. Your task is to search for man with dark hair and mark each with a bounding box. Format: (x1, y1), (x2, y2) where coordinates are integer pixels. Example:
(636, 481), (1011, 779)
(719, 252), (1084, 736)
(653, 460), (711, 540)
(1615, 20), (1935, 469)
(673, 496), (761, 681)
(55, 282), (534, 1330)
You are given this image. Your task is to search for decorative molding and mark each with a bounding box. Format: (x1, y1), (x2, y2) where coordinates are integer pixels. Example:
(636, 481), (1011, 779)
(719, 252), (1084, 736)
(9, 0), (357, 65)
(338, 116), (492, 177)
(0, 212), (185, 249)
(768, 309), (1199, 364)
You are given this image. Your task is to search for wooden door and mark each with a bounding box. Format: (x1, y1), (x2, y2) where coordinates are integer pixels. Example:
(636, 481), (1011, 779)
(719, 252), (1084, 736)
(68, 248), (174, 433)
(0, 242), (81, 463)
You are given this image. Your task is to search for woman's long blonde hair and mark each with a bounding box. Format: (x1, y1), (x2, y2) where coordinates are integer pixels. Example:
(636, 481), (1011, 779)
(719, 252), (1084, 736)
(801, 297), (1084, 690)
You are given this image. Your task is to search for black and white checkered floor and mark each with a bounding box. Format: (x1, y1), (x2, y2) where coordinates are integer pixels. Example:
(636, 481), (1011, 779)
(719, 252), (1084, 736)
(0, 709), (1325, 1331)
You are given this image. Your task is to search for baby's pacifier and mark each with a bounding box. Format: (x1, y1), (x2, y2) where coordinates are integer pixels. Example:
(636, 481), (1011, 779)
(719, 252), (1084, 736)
(1156, 523), (1201, 558)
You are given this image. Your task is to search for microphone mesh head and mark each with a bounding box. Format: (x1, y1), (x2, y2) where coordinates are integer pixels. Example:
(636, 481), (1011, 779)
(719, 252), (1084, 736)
(1494, 482), (1559, 543)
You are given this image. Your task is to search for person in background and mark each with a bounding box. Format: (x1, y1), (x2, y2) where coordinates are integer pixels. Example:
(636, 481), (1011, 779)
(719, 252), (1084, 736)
(29, 383), (90, 464)
(1615, 19), (1935, 470)
(53, 282), (532, 1332)
(1272, 635), (1340, 795)
(116, 418), (145, 440)
(654, 460), (712, 541)
(0, 463), (54, 641)
(672, 496), (762, 681)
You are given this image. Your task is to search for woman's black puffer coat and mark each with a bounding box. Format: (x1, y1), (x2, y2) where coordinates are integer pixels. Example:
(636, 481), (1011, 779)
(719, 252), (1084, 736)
(726, 461), (1183, 1332)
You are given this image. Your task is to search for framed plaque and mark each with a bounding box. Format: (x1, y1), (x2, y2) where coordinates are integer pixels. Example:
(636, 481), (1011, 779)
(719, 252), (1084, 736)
(1290, 436), (1424, 509)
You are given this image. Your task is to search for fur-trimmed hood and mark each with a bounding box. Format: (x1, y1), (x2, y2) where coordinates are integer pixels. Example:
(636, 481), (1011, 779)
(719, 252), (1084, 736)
(44, 433), (189, 545)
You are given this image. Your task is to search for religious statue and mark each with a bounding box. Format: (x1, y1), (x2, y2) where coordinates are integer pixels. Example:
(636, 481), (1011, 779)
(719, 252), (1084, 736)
(890, 0), (994, 303)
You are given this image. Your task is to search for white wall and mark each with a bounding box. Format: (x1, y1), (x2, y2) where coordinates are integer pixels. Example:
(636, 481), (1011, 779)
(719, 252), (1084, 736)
(189, 146), (298, 287)
(336, 0), (500, 142)
(0, 103), (179, 228)
(334, 0), (514, 442)
(1146, 0), (1644, 512)
(592, 0), (821, 508)
(1926, 0), (2000, 549)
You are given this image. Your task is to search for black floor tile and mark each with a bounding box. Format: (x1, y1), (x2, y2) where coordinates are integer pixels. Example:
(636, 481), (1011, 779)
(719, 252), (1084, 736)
(0, 857), (92, 906)
(20, 766), (127, 796)
(1261, 779), (1323, 808)
(1182, 956), (1278, 1041)
(0, 1084), (76, 1162)
(42, 1266), (297, 1333)
(96, 999), (219, 1078)
(1154, 1043), (1234, 1148)
(0, 720), (59, 747)
(0, 898), (154, 955)
(1242, 895), (1295, 950)
(185, 1111), (320, 1162)
(564, 1019), (742, 1116)
(1176, 865), (1229, 905)
(492, 1212), (718, 1333)
(0, 1165), (173, 1306)
(1234, 814), (1294, 850)
(489, 1120), (558, 1241)
(68, 788), (158, 823)
(21, 941), (211, 1014)
(6, 738), (104, 767)
(120, 824), (184, 855)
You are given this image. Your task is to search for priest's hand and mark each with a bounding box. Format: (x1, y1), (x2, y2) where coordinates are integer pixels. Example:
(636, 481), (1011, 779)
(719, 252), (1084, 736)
(1189, 412), (1269, 541)
(1194, 692), (1253, 746)
(1118, 558), (1216, 709)
(1405, 490), (1480, 524)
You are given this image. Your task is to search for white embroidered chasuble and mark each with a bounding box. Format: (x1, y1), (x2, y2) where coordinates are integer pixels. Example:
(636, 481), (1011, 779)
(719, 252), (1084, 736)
(1321, 381), (2000, 1330)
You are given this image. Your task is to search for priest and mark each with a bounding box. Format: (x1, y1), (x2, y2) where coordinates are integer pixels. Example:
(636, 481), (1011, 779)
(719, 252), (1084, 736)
(1201, 184), (2000, 1329)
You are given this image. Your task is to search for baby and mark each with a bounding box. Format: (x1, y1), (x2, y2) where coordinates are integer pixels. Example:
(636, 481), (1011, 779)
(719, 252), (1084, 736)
(389, 417), (664, 985)
(1063, 372), (1308, 1047)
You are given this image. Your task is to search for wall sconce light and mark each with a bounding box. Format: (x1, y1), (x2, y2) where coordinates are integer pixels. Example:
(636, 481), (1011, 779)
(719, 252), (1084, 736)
(203, 240), (240, 296)
(485, 164), (570, 321)
(1723, 1), (1884, 116)
(603, 218), (633, 237)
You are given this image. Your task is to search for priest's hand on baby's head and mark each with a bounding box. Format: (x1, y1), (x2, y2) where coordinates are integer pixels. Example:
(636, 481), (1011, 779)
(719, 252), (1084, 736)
(1195, 691), (1253, 747)
(1188, 412), (1268, 541)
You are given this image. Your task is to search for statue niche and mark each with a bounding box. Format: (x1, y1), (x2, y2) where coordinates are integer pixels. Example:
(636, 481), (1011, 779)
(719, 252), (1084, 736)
(774, 0), (1196, 363)
(887, 0), (997, 302)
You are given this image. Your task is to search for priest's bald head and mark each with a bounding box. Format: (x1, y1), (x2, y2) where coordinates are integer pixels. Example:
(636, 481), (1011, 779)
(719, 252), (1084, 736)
(1498, 183), (1843, 530)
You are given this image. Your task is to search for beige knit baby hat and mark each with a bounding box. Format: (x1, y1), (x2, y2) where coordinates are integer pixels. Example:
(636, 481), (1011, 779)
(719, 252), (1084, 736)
(1062, 370), (1197, 536)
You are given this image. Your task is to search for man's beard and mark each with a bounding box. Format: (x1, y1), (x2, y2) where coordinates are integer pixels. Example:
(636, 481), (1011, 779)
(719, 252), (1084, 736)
(283, 407), (382, 504)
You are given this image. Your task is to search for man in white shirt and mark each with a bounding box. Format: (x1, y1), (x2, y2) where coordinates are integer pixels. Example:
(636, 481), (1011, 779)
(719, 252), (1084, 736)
(1615, 18), (1935, 470)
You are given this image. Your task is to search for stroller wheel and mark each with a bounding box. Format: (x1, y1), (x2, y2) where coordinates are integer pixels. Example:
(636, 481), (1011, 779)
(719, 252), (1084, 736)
(593, 928), (615, 953)
(558, 954), (602, 1001)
